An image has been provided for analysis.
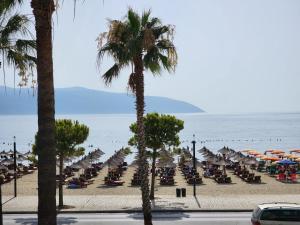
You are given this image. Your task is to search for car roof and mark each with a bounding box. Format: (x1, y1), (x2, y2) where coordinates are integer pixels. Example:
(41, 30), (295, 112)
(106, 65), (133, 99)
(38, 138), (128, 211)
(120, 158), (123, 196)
(257, 202), (300, 210)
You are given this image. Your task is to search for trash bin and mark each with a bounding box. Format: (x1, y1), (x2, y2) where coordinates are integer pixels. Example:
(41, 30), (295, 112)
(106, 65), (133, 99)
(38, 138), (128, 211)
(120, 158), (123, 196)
(176, 188), (181, 197)
(181, 188), (186, 197)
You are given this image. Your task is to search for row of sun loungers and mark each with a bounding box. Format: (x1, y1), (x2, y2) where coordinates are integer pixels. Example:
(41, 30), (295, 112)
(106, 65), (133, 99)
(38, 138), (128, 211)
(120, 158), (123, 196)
(66, 162), (104, 189)
(234, 168), (261, 183)
(0, 164), (36, 184)
(104, 162), (127, 186)
(159, 167), (175, 185)
(202, 166), (232, 184)
(181, 165), (203, 185)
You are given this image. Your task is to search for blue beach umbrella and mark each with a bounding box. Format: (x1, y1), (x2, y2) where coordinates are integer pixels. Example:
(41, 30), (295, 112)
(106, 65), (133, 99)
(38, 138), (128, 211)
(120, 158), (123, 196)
(277, 159), (297, 165)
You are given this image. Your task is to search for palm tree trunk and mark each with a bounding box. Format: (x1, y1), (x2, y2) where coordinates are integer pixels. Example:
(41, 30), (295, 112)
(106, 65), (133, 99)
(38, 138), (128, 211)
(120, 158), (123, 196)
(149, 149), (157, 200)
(59, 154), (63, 208)
(134, 56), (152, 225)
(31, 1), (57, 225)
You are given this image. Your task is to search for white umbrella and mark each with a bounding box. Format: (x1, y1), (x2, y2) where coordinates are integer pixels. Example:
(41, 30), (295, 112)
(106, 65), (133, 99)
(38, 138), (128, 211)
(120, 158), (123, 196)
(0, 165), (8, 170)
(1, 158), (14, 166)
(198, 146), (210, 153)
(218, 146), (231, 155)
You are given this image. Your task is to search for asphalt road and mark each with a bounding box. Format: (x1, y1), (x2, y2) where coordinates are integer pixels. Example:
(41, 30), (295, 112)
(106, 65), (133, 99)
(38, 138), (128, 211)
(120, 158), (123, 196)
(3, 212), (252, 225)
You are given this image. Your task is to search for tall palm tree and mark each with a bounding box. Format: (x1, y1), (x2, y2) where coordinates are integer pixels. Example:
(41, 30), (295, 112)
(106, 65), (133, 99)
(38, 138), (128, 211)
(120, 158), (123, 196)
(97, 9), (177, 225)
(31, 0), (56, 224)
(0, 0), (36, 89)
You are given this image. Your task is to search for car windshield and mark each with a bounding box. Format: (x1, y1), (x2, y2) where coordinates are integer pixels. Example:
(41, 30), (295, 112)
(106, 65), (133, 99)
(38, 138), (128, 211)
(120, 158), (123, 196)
(261, 209), (300, 221)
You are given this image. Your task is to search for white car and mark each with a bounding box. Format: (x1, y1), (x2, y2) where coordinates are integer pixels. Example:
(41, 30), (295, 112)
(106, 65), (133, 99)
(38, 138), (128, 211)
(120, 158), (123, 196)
(251, 202), (300, 225)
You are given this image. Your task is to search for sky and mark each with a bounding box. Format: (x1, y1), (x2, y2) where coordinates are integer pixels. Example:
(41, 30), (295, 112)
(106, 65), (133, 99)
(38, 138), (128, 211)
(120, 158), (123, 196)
(3, 0), (300, 113)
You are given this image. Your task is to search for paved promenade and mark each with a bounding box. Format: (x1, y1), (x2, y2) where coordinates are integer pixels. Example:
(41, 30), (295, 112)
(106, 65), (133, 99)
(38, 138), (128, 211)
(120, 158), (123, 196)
(2, 194), (300, 212)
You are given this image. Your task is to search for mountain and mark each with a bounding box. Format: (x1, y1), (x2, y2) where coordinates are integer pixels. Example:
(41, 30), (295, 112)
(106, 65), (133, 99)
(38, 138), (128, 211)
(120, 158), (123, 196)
(0, 86), (204, 114)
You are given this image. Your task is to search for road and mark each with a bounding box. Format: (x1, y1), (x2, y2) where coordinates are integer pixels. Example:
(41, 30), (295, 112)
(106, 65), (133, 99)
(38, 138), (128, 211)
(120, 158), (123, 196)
(3, 212), (252, 225)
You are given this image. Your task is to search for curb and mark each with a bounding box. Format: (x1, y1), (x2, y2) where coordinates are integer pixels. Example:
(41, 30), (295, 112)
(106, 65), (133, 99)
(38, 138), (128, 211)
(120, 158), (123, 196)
(3, 209), (253, 214)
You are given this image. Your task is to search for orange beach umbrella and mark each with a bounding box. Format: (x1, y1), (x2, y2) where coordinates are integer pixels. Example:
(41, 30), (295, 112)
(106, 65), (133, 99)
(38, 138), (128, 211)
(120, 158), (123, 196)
(261, 156), (280, 161)
(270, 150), (285, 154)
(241, 150), (253, 153)
(288, 155), (300, 159)
(290, 150), (300, 154)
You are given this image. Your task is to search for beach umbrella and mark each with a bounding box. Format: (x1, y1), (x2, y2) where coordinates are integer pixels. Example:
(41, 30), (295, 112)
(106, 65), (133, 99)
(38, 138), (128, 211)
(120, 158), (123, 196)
(248, 151), (261, 156)
(255, 154), (265, 158)
(243, 158), (258, 172)
(290, 149), (300, 154)
(164, 162), (176, 168)
(156, 160), (176, 168)
(243, 158), (258, 165)
(295, 158), (300, 162)
(23, 151), (33, 157)
(0, 165), (8, 170)
(261, 156), (280, 161)
(287, 154), (299, 159)
(232, 152), (246, 161)
(0, 151), (8, 157)
(212, 159), (230, 166)
(198, 146), (210, 153)
(69, 163), (82, 170)
(277, 159), (297, 165)
(183, 161), (193, 167)
(227, 148), (236, 157)
(212, 158), (229, 174)
(6, 150), (14, 154)
(0, 158), (14, 166)
(241, 149), (254, 153)
(270, 150), (285, 154)
(218, 146), (231, 155)
(77, 160), (90, 169)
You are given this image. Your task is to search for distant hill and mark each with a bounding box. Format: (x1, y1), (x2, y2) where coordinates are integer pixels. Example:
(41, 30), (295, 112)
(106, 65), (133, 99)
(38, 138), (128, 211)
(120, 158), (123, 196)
(0, 86), (204, 114)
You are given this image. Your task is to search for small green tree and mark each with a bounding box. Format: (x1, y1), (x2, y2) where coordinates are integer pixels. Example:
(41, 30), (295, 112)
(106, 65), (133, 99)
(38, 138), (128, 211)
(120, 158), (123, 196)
(33, 119), (89, 208)
(129, 113), (184, 199)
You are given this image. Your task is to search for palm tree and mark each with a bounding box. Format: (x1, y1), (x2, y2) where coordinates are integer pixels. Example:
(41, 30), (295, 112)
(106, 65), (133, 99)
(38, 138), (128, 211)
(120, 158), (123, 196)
(97, 9), (177, 225)
(31, 0), (57, 224)
(0, 0), (36, 89)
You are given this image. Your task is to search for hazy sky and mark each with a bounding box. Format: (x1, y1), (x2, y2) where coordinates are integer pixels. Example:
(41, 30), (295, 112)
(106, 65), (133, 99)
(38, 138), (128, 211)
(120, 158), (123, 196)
(4, 0), (300, 113)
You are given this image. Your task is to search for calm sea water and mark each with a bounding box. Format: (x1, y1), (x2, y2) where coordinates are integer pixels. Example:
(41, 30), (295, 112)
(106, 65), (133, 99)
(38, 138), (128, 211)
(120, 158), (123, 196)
(0, 112), (299, 162)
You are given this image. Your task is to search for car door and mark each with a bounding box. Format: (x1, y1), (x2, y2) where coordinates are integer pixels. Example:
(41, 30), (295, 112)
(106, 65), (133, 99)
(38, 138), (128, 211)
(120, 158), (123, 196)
(260, 209), (300, 225)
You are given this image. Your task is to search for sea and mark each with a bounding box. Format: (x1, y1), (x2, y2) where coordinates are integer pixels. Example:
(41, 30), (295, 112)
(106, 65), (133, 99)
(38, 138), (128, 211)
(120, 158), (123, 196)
(0, 112), (299, 162)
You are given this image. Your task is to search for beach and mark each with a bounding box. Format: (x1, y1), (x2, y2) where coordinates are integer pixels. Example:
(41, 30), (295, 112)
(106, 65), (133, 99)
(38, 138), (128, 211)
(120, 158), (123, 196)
(2, 165), (299, 197)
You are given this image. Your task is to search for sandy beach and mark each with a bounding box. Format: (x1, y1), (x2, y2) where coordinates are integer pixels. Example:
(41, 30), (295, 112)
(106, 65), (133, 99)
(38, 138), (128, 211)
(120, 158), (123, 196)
(2, 165), (300, 197)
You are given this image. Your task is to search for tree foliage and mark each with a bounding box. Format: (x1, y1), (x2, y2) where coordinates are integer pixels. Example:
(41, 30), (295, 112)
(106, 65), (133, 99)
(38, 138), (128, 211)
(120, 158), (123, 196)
(0, 0), (36, 88)
(33, 119), (89, 208)
(33, 119), (89, 158)
(55, 119), (89, 158)
(129, 112), (184, 151)
(97, 8), (177, 93)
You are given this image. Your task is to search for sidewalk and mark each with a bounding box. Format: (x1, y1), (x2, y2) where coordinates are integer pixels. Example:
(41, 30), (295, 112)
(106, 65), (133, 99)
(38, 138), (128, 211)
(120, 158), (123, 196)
(3, 194), (300, 212)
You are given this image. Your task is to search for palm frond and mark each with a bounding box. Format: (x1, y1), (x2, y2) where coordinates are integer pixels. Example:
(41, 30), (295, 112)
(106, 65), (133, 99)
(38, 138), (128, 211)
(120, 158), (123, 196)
(0, 0), (23, 15)
(15, 39), (36, 53)
(144, 46), (160, 74)
(102, 63), (122, 85)
(127, 8), (141, 36)
(107, 20), (126, 43)
(97, 42), (128, 67)
(1, 14), (30, 41)
(141, 9), (151, 27)
(146, 17), (161, 29)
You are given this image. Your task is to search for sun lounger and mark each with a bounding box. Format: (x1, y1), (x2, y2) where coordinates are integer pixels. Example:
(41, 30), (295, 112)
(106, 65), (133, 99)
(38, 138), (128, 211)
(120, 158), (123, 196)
(105, 179), (124, 186)
(288, 174), (297, 183)
(276, 173), (285, 182)
(131, 179), (141, 186)
(254, 176), (261, 183)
